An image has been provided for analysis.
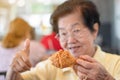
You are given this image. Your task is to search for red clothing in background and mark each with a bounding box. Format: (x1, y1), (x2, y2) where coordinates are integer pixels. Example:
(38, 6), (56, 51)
(40, 32), (62, 51)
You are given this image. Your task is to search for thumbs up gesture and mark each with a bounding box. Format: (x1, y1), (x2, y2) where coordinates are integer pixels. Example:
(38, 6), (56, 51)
(23, 39), (30, 55)
(11, 39), (32, 73)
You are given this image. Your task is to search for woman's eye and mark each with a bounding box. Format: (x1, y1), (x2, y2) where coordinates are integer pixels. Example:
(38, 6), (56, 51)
(74, 29), (81, 33)
(60, 32), (67, 37)
(62, 33), (66, 36)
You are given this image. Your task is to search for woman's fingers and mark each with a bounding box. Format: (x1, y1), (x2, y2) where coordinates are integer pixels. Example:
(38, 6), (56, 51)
(20, 51), (32, 68)
(75, 64), (89, 74)
(77, 71), (88, 80)
(79, 55), (97, 63)
(10, 45), (31, 72)
(74, 55), (112, 80)
(16, 56), (31, 71)
(76, 58), (93, 69)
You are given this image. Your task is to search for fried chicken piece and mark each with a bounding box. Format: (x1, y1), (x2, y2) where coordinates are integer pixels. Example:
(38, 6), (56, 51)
(50, 50), (76, 68)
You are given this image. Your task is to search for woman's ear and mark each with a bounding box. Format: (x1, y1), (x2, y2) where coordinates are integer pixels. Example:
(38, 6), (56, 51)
(93, 23), (99, 40)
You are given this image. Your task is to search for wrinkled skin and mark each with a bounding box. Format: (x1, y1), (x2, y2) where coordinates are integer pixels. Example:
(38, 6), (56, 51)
(73, 55), (114, 80)
(6, 39), (31, 80)
(11, 39), (31, 73)
(58, 12), (114, 80)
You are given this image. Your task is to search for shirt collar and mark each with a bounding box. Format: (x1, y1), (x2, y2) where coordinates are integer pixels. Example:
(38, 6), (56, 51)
(62, 67), (73, 72)
(93, 45), (106, 61)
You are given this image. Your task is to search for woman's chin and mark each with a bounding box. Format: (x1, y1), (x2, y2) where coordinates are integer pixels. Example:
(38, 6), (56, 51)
(71, 52), (80, 58)
(71, 52), (85, 58)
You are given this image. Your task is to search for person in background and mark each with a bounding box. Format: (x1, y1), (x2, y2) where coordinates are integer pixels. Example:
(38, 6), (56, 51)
(29, 27), (50, 66)
(6, 0), (120, 80)
(0, 17), (48, 73)
(40, 22), (62, 53)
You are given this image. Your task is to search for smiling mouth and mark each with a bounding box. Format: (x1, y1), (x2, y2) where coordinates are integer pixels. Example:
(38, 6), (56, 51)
(68, 46), (80, 50)
(68, 46), (81, 57)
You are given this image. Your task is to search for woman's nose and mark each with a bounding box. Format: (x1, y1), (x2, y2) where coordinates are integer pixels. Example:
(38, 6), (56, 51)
(67, 34), (77, 44)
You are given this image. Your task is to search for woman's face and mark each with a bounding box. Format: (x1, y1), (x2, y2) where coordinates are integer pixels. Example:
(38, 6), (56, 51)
(58, 12), (98, 58)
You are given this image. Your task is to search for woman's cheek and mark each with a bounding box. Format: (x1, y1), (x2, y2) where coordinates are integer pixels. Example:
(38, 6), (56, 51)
(60, 41), (67, 49)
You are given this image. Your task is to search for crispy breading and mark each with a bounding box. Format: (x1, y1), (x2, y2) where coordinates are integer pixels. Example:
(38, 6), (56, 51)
(50, 50), (76, 68)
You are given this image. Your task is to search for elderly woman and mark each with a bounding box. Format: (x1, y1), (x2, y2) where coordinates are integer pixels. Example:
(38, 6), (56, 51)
(6, 0), (120, 80)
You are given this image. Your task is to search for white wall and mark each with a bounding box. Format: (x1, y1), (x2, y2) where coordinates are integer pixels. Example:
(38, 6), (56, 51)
(114, 0), (120, 50)
(114, 0), (120, 39)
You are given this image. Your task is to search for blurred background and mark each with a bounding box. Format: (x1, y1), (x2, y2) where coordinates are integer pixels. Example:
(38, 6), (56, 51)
(0, 0), (120, 54)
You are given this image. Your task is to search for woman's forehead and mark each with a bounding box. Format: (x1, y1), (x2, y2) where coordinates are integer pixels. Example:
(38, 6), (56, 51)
(58, 12), (84, 28)
(58, 22), (80, 30)
(58, 19), (86, 32)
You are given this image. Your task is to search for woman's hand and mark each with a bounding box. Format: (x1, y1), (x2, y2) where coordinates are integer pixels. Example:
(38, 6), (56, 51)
(73, 55), (115, 80)
(10, 39), (32, 73)
(6, 39), (32, 80)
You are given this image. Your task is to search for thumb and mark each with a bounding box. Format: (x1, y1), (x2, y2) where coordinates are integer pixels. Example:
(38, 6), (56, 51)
(23, 39), (30, 56)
